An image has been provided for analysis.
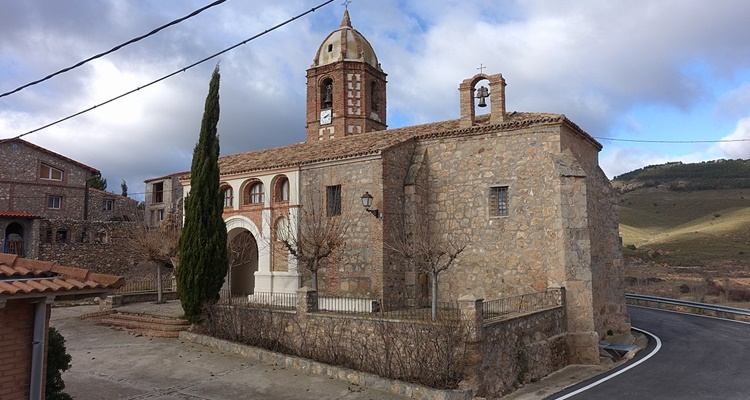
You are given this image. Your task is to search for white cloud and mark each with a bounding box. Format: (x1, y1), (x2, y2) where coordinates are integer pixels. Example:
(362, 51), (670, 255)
(719, 117), (750, 159)
(3, 0), (750, 193)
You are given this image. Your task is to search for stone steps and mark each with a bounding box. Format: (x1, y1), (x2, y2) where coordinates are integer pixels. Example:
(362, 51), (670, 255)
(86, 311), (190, 338)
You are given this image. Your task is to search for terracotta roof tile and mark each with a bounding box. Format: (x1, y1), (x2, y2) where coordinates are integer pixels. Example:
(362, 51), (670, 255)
(0, 211), (43, 219)
(0, 254), (124, 298)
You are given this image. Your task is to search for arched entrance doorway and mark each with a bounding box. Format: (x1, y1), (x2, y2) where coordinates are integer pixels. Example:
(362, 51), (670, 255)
(4, 223), (24, 256)
(227, 229), (258, 295)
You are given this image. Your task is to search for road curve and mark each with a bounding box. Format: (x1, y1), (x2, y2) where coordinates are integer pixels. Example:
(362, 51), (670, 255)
(549, 306), (750, 399)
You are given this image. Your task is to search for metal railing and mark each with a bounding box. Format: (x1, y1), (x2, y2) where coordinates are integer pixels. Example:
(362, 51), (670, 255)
(482, 288), (564, 322)
(117, 277), (175, 294)
(626, 293), (750, 318)
(218, 290), (297, 309)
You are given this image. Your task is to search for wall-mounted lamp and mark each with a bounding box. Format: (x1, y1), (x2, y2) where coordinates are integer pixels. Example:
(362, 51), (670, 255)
(360, 191), (380, 218)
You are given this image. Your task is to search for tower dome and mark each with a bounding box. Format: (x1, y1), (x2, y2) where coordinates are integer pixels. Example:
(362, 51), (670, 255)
(312, 10), (381, 70)
(305, 9), (387, 141)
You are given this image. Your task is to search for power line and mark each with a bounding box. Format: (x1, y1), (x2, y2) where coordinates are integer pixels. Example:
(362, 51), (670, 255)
(13, 0), (335, 140)
(0, 0), (228, 99)
(593, 136), (750, 144)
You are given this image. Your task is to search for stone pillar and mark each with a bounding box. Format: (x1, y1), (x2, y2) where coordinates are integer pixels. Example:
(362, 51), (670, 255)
(296, 286), (318, 319)
(458, 78), (476, 128)
(458, 294), (484, 394)
(488, 73), (506, 125)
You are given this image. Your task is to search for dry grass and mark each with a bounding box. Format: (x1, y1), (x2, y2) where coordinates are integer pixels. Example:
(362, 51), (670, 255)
(620, 187), (750, 307)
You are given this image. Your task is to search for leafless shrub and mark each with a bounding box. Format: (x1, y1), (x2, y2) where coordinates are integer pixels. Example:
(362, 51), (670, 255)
(195, 305), (466, 389)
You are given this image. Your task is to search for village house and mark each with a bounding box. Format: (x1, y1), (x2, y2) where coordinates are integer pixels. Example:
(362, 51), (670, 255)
(173, 10), (630, 366)
(0, 253), (123, 399)
(143, 172), (187, 228)
(0, 138), (139, 273)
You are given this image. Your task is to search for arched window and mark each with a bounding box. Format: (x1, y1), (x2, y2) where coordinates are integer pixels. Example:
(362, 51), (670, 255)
(275, 177), (289, 202)
(320, 78), (333, 109)
(244, 182), (264, 205)
(221, 186), (233, 208)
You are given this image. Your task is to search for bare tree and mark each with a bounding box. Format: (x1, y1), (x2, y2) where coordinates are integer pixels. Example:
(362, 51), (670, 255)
(387, 205), (466, 320)
(278, 187), (351, 291)
(127, 211), (180, 303)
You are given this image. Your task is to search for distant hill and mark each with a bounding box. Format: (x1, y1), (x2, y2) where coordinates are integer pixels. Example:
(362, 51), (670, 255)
(612, 159), (750, 193)
(615, 158), (750, 266)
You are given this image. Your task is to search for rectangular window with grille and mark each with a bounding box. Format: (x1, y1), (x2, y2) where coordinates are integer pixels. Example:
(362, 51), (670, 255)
(489, 186), (509, 217)
(326, 185), (341, 217)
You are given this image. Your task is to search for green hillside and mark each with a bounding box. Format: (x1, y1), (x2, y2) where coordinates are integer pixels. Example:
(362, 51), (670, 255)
(613, 159), (750, 192)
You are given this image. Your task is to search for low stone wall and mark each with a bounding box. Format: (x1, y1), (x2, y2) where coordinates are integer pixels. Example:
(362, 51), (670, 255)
(180, 331), (472, 400)
(196, 289), (573, 398)
(38, 219), (137, 276)
(477, 306), (568, 397)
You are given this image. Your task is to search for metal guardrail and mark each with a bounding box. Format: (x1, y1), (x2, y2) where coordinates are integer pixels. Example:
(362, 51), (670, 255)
(625, 293), (750, 318)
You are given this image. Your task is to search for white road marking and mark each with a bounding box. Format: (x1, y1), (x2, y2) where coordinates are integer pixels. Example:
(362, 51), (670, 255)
(551, 326), (662, 399)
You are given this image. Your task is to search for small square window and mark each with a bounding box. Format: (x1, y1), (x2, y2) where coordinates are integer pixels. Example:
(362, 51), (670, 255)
(48, 195), (62, 210)
(489, 186), (509, 217)
(326, 185), (342, 217)
(103, 199), (114, 211)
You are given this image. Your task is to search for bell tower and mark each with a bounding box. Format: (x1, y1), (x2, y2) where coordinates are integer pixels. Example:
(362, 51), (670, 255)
(305, 10), (387, 142)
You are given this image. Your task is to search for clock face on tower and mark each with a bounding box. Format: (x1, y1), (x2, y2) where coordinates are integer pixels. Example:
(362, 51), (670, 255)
(320, 109), (332, 125)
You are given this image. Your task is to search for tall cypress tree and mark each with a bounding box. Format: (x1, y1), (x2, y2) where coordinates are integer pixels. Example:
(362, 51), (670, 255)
(177, 65), (228, 322)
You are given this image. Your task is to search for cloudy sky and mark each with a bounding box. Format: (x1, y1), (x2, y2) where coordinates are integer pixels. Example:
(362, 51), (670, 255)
(2, 0), (750, 200)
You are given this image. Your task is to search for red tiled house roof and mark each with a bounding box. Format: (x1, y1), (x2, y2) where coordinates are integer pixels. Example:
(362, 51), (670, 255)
(0, 253), (124, 303)
(0, 211), (42, 218)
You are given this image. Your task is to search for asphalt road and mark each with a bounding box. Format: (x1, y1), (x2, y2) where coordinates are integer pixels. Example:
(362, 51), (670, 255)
(550, 306), (750, 399)
(50, 305), (408, 400)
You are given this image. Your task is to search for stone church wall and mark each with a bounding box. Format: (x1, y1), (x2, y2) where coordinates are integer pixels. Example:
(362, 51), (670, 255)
(299, 158), (384, 300)
(413, 125), (564, 301)
(560, 126), (630, 335)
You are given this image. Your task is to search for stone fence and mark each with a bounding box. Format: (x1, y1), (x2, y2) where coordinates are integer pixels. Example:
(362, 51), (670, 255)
(196, 287), (569, 398)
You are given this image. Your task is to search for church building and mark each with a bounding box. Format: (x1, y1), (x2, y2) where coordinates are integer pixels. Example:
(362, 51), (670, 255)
(180, 10), (629, 363)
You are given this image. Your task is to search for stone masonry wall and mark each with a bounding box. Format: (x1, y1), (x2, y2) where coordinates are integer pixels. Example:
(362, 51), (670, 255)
(300, 158), (384, 299)
(0, 140), (96, 220)
(477, 307), (568, 397)
(413, 125), (564, 301)
(37, 219), (137, 276)
(560, 126), (630, 336)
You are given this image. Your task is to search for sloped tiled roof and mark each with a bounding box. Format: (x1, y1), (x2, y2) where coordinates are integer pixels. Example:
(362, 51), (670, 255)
(0, 211), (42, 219)
(0, 253), (124, 300)
(211, 112), (597, 178)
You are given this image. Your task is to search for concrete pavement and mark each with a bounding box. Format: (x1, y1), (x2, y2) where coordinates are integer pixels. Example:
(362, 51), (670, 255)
(50, 303), (409, 400)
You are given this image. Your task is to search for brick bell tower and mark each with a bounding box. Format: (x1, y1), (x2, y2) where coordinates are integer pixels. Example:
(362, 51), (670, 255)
(305, 10), (387, 142)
